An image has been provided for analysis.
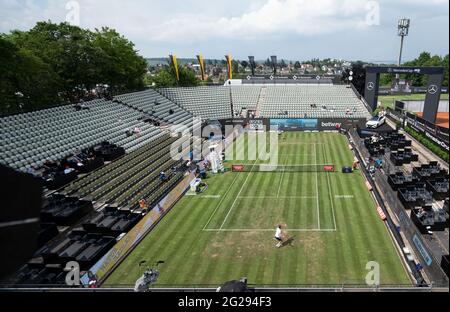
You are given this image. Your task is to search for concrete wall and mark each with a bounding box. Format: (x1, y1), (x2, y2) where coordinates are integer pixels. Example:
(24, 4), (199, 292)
(402, 100), (449, 113)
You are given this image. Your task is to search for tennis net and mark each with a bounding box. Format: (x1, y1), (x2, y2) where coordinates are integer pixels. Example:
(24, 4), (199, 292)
(231, 164), (335, 172)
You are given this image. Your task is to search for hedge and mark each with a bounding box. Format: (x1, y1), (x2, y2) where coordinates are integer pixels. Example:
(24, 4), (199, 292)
(404, 126), (449, 163)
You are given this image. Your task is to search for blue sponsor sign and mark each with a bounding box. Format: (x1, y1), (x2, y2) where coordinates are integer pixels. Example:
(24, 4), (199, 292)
(270, 119), (318, 130)
(412, 234), (433, 266)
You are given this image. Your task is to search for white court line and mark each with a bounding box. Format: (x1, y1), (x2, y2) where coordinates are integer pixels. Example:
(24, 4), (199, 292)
(219, 160), (257, 230)
(230, 164), (333, 167)
(238, 196), (318, 199)
(275, 154), (313, 156)
(323, 144), (338, 231)
(276, 156), (288, 198)
(279, 143), (325, 145)
(314, 143), (321, 230)
(334, 195), (355, 199)
(202, 228), (337, 232)
(202, 173), (240, 230)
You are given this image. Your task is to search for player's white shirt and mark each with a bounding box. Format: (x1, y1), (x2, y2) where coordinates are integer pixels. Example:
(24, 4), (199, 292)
(275, 227), (282, 239)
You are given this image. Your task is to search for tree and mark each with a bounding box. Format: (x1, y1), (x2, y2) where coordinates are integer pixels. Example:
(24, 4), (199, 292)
(152, 68), (177, 88)
(240, 61), (249, 70)
(232, 60), (239, 76)
(402, 52), (448, 87)
(0, 36), (60, 115)
(443, 54), (449, 87)
(92, 27), (148, 92)
(152, 65), (199, 88)
(0, 21), (147, 115)
(379, 73), (394, 87)
(294, 61), (301, 69)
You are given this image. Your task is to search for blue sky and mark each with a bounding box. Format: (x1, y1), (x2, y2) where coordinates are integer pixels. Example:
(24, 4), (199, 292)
(0, 0), (448, 61)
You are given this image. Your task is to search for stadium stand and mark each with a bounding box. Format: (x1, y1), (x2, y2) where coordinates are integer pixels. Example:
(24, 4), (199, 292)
(260, 85), (371, 119)
(61, 133), (184, 208)
(230, 86), (262, 116)
(159, 86), (232, 120)
(158, 84), (370, 121)
(0, 99), (165, 173)
(114, 89), (194, 133)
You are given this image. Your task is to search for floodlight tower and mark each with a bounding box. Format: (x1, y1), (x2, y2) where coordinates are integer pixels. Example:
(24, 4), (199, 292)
(397, 18), (410, 79)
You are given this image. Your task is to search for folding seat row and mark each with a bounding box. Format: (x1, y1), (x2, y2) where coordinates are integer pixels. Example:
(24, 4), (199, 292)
(67, 136), (175, 197)
(105, 155), (174, 204)
(100, 153), (173, 203)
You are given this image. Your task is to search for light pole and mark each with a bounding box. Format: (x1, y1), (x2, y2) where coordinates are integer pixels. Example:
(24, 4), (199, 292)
(397, 18), (410, 80)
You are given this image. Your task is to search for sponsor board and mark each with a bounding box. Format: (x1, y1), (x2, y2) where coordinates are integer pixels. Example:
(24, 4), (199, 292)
(412, 234), (433, 266)
(231, 164), (245, 172)
(248, 119), (265, 130)
(321, 122), (342, 129)
(407, 119), (449, 152)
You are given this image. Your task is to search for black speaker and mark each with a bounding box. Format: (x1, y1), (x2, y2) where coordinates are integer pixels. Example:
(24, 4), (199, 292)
(342, 166), (353, 173)
(0, 165), (42, 280)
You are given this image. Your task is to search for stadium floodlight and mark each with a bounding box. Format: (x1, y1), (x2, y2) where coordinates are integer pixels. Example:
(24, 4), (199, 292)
(397, 18), (410, 71)
(398, 18), (410, 37)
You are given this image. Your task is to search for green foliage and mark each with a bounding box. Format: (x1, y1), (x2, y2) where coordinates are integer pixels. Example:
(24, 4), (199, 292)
(0, 36), (61, 115)
(151, 65), (199, 88)
(92, 27), (148, 91)
(372, 108), (381, 116)
(231, 60), (239, 75)
(379, 73), (394, 87)
(0, 21), (147, 116)
(240, 60), (248, 69)
(405, 126), (449, 162)
(403, 52), (449, 87)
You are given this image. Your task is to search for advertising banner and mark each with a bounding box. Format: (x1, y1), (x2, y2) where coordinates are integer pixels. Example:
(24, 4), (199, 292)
(270, 118), (366, 131)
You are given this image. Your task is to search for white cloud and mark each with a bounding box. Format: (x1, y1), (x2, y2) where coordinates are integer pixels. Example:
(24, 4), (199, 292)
(1, 0), (447, 41)
(145, 0), (375, 42)
(0, 0), (448, 59)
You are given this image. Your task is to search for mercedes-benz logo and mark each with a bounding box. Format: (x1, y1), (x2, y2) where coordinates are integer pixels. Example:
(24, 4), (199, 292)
(247, 75), (251, 80)
(428, 85), (438, 95)
(367, 82), (375, 91)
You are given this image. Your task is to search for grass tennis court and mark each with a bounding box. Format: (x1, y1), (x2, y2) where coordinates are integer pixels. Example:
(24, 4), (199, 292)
(378, 93), (449, 110)
(105, 132), (411, 287)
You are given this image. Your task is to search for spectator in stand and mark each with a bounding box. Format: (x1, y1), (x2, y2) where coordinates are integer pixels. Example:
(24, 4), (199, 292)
(126, 128), (134, 137)
(198, 161), (206, 179)
(160, 171), (167, 182)
(26, 166), (38, 177)
(63, 165), (75, 175)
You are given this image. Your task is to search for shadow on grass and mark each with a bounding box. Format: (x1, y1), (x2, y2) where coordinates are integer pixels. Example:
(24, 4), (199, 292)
(281, 236), (295, 248)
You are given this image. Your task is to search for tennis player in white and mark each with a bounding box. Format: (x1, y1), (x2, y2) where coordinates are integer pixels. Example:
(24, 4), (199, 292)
(274, 225), (283, 248)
